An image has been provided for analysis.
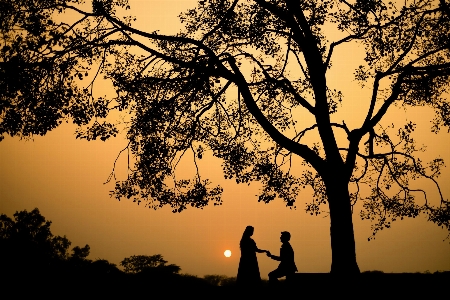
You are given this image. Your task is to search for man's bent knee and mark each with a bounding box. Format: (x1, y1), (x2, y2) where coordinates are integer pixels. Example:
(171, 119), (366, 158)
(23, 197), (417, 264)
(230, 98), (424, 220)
(268, 269), (285, 282)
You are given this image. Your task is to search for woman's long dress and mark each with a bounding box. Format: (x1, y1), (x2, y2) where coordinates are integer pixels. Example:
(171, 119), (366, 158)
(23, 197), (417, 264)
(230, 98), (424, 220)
(236, 237), (261, 286)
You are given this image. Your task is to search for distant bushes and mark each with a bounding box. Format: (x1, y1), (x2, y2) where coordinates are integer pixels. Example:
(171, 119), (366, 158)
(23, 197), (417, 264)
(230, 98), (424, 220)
(0, 208), (98, 276)
(203, 274), (237, 286)
(362, 270), (384, 274)
(0, 208), (185, 280)
(120, 254), (181, 274)
(0, 208), (227, 290)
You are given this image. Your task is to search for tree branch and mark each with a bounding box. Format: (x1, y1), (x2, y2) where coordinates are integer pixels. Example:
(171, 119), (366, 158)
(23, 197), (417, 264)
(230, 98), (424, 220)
(201, 0), (239, 42)
(226, 56), (326, 173)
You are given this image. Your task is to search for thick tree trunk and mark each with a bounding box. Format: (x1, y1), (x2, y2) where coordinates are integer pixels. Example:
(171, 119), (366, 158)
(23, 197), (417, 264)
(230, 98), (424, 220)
(325, 177), (360, 274)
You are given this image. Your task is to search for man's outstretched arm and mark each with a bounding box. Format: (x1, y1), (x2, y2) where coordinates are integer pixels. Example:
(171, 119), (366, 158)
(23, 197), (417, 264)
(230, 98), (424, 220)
(266, 251), (281, 261)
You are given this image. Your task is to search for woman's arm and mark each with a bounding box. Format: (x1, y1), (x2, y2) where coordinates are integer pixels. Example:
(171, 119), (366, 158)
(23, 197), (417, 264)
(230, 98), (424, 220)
(251, 239), (267, 253)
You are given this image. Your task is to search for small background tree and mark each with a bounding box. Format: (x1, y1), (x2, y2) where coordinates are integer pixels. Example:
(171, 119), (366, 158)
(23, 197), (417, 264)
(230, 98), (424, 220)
(0, 208), (98, 275)
(120, 254), (181, 274)
(0, 208), (71, 273)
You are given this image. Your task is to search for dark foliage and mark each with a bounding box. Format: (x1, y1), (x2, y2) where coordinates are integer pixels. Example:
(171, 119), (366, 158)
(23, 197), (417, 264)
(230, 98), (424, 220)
(0, 208), (71, 274)
(120, 254), (181, 274)
(0, 208), (120, 277)
(0, 208), (214, 293)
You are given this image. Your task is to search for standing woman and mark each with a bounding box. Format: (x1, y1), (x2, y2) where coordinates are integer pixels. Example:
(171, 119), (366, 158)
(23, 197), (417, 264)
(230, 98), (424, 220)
(236, 225), (267, 286)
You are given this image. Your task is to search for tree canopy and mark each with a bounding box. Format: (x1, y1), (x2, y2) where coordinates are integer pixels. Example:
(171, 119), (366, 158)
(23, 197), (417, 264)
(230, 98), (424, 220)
(0, 208), (90, 273)
(1, 0), (449, 273)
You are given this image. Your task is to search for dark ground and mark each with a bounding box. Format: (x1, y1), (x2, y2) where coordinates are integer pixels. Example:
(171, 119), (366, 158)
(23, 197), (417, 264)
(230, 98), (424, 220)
(4, 271), (449, 299)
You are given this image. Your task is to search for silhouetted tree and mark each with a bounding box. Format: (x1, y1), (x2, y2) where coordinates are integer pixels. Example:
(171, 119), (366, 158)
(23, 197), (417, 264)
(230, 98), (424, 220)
(71, 244), (91, 259)
(0, 208), (127, 283)
(1, 0), (449, 273)
(91, 259), (122, 275)
(67, 244), (93, 272)
(0, 208), (88, 274)
(120, 254), (181, 274)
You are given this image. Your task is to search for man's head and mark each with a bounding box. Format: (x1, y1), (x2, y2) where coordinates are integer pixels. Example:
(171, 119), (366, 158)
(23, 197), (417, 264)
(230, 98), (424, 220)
(280, 231), (291, 242)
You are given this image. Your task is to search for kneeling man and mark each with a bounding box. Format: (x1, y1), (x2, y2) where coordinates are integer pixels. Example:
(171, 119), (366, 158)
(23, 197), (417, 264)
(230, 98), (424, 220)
(266, 231), (297, 283)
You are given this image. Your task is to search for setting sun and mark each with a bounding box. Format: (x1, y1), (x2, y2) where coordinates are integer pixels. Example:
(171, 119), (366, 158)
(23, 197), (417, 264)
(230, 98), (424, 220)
(224, 250), (232, 258)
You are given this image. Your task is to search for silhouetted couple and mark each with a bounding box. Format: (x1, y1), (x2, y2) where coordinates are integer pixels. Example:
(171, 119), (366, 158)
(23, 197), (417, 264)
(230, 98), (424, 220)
(236, 225), (297, 286)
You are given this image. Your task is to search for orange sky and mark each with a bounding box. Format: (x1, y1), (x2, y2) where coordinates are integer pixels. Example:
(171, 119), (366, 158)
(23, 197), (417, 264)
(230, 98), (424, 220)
(0, 0), (449, 277)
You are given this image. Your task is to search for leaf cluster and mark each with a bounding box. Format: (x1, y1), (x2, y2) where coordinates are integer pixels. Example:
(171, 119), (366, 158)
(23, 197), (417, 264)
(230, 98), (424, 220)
(0, 208), (93, 271)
